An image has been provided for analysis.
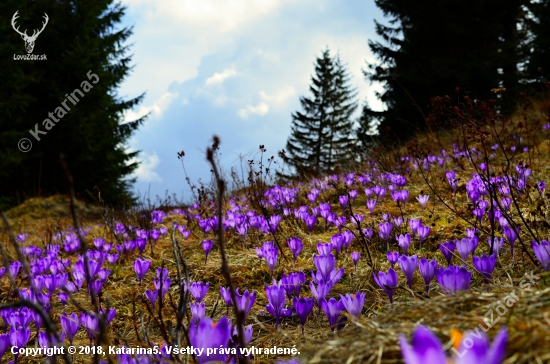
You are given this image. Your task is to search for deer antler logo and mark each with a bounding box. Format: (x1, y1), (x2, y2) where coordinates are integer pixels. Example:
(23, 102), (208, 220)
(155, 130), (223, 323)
(11, 11), (49, 54)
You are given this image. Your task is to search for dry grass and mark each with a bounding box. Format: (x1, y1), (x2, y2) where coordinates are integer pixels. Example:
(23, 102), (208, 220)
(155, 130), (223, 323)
(2, 96), (550, 363)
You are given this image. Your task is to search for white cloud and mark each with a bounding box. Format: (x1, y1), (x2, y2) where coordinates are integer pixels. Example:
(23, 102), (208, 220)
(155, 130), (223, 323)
(132, 152), (162, 182)
(259, 85), (296, 104)
(238, 102), (270, 118)
(124, 92), (178, 123)
(206, 68), (237, 86)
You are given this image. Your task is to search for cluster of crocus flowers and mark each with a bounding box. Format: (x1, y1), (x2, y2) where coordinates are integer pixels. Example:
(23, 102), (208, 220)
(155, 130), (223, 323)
(400, 325), (507, 363)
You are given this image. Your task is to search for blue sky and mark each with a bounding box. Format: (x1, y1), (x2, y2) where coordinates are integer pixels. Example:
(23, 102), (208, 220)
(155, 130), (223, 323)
(118, 0), (388, 202)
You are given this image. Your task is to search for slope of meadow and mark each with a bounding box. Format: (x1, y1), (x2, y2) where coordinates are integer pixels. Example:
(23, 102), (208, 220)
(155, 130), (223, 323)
(1, 95), (550, 363)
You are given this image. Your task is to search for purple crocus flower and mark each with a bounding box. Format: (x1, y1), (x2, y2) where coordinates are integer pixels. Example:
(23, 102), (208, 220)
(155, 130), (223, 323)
(379, 221), (393, 251)
(80, 312), (99, 344)
(417, 225), (431, 247)
(106, 253), (119, 265)
(502, 225), (520, 260)
(287, 237), (303, 267)
(313, 254), (336, 282)
(190, 316), (232, 364)
(219, 286), (233, 308)
(465, 227), (477, 238)
(58, 291), (69, 306)
(351, 252), (360, 271)
(331, 233), (345, 255)
(435, 265), (472, 295)
(456, 237), (479, 263)
(394, 216), (404, 227)
(320, 298), (345, 332)
(340, 292), (365, 322)
(255, 246), (264, 260)
(201, 240), (214, 264)
(335, 216), (347, 231)
(16, 233), (28, 242)
(133, 258), (151, 283)
(317, 242), (334, 256)
(339, 195), (349, 211)
(145, 289), (158, 307)
(396, 233), (411, 254)
(264, 247), (278, 277)
(398, 254), (418, 289)
(281, 272), (306, 298)
(341, 231), (354, 251)
(373, 268), (398, 303)
(265, 282), (292, 329)
(60, 312), (80, 345)
(408, 219), (421, 237)
(154, 268), (171, 297)
(439, 241), (456, 264)
(311, 267), (344, 286)
(473, 254), (497, 283)
(190, 302), (206, 324)
(455, 326), (508, 364)
(0, 333), (9, 361)
(387, 251), (399, 267)
(235, 289), (256, 315)
(10, 326), (30, 357)
(366, 198), (378, 215)
(487, 237), (504, 257)
(418, 258), (438, 294)
(416, 195), (430, 210)
(309, 279), (333, 307)
(352, 213), (364, 229)
(349, 190), (358, 202)
(532, 240), (550, 270)
(293, 297), (314, 334)
(363, 228), (374, 240)
(399, 325), (447, 364)
(189, 281), (210, 302)
(303, 214), (317, 233)
(9, 261), (22, 279)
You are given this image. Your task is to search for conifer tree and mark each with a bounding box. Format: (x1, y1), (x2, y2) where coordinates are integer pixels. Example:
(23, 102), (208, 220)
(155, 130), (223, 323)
(363, 0), (529, 140)
(522, 0), (550, 90)
(0, 0), (145, 207)
(285, 49), (357, 177)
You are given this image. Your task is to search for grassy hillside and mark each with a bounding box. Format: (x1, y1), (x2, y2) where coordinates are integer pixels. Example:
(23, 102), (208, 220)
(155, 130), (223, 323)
(1, 94), (550, 363)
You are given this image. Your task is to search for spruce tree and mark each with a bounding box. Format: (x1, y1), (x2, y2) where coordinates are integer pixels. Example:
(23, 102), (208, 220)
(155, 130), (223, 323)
(285, 49), (357, 177)
(0, 0), (145, 208)
(522, 0), (550, 90)
(363, 0), (528, 140)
